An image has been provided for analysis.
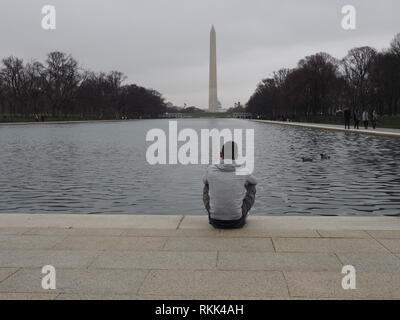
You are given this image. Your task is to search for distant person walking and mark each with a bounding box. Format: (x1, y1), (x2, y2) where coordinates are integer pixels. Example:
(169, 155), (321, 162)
(353, 109), (360, 129)
(344, 108), (351, 130)
(358, 112), (363, 129)
(362, 110), (369, 129)
(371, 110), (379, 129)
(203, 141), (257, 229)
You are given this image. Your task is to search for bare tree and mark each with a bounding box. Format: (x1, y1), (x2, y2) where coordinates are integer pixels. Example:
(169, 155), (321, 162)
(342, 46), (377, 110)
(0, 51), (167, 121)
(298, 52), (341, 116)
(24, 61), (44, 115)
(41, 51), (81, 117)
(247, 35), (400, 120)
(0, 56), (26, 115)
(390, 33), (400, 57)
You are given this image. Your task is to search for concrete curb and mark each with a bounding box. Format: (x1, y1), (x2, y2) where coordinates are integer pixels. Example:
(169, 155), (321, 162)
(0, 214), (399, 230)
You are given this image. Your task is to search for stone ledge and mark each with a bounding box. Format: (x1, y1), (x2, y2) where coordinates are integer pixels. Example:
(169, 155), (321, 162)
(0, 214), (399, 231)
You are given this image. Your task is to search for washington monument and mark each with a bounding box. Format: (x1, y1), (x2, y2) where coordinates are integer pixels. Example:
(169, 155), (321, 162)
(209, 25), (219, 112)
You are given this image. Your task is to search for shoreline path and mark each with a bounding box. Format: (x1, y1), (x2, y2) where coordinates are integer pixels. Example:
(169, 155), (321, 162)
(253, 120), (400, 138)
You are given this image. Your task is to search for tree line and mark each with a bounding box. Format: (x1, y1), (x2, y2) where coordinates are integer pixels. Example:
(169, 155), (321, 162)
(246, 33), (400, 121)
(0, 51), (166, 121)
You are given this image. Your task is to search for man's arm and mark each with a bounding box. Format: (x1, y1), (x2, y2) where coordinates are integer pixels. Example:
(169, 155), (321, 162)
(242, 174), (257, 216)
(202, 171), (211, 214)
(242, 183), (256, 216)
(203, 183), (211, 213)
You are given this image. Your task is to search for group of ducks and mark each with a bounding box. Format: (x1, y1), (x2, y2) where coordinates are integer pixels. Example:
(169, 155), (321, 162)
(302, 154), (330, 162)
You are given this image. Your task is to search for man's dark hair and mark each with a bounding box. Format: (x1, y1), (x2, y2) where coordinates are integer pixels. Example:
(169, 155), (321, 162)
(221, 141), (238, 160)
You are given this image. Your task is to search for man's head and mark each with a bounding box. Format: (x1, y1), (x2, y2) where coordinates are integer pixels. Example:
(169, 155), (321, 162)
(220, 141), (238, 160)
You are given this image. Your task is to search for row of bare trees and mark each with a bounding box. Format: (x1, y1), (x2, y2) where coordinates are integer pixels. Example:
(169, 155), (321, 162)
(0, 51), (166, 120)
(246, 34), (400, 120)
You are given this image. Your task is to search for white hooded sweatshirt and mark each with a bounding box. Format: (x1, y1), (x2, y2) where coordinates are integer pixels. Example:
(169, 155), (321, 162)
(203, 160), (257, 221)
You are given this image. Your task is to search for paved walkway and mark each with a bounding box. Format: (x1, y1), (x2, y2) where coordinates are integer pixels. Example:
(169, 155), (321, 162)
(253, 120), (400, 138)
(0, 214), (399, 300)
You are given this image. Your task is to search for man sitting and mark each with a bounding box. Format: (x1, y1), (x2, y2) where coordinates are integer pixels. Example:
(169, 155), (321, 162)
(203, 141), (257, 229)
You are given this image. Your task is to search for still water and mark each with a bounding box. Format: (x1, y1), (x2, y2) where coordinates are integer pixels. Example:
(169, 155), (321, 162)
(0, 119), (399, 216)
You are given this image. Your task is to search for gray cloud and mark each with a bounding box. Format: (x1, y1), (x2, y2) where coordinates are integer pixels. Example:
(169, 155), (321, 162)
(0, 0), (399, 108)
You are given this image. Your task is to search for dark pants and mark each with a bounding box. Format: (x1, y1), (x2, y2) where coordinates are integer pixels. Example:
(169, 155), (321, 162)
(345, 118), (351, 130)
(364, 121), (369, 129)
(203, 184), (256, 229)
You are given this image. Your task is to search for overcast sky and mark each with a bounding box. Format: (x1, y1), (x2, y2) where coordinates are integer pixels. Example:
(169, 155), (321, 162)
(1, 0), (399, 109)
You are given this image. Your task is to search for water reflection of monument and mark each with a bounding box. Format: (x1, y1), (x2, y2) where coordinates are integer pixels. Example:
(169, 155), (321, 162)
(209, 25), (222, 112)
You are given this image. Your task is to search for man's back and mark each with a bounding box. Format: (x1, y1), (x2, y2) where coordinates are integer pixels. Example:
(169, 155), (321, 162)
(203, 161), (257, 221)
